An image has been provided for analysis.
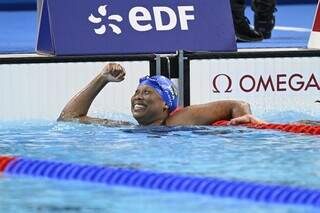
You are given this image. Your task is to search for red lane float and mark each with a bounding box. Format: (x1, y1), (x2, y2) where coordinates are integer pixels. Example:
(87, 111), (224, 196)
(213, 121), (320, 135)
(0, 156), (16, 172)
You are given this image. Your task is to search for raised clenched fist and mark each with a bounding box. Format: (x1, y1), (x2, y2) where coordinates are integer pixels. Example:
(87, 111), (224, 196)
(101, 63), (126, 82)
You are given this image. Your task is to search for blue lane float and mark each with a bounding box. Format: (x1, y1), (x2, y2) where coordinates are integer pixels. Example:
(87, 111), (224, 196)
(2, 156), (320, 208)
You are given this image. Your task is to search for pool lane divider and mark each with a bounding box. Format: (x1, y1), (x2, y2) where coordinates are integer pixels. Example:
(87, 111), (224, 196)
(213, 121), (320, 135)
(0, 156), (16, 172)
(1, 156), (320, 208)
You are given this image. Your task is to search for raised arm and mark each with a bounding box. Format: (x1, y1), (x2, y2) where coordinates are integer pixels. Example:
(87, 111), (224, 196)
(167, 100), (264, 125)
(58, 63), (127, 125)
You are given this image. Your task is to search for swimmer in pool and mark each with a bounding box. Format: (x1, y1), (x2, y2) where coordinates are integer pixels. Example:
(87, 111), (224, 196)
(58, 63), (264, 126)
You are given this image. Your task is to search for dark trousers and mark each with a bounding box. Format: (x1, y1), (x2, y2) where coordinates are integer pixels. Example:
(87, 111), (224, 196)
(231, 0), (276, 19)
(230, 0), (246, 20)
(231, 0), (276, 38)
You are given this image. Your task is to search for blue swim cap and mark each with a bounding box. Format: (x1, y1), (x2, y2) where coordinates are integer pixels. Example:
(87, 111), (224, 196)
(139, 75), (178, 113)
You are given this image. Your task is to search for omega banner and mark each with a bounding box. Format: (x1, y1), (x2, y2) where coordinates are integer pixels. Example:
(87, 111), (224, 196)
(36, 0), (236, 56)
(190, 58), (320, 119)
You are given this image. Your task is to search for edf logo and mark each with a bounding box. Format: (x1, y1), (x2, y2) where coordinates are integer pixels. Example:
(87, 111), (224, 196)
(89, 4), (195, 35)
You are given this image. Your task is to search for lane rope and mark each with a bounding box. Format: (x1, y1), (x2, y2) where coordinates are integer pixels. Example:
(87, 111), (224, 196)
(171, 108), (320, 135)
(213, 121), (320, 135)
(0, 156), (16, 172)
(1, 156), (320, 207)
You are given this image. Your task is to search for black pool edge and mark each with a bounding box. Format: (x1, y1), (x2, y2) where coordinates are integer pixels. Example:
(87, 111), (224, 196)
(1, 49), (320, 65)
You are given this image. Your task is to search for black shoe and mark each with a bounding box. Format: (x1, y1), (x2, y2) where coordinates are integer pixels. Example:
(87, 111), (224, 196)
(234, 17), (264, 42)
(254, 14), (275, 39)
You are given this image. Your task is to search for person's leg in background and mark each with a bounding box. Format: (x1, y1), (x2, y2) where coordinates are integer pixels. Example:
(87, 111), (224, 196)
(252, 0), (276, 39)
(231, 0), (263, 42)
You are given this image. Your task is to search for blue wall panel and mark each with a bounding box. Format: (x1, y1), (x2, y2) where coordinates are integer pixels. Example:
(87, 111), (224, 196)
(0, 0), (36, 10)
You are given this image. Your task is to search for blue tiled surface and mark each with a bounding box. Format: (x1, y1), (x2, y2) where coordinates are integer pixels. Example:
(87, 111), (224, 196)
(0, 11), (36, 53)
(238, 4), (316, 49)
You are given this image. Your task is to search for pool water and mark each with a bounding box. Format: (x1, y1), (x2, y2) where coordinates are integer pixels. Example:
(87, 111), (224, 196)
(0, 119), (319, 213)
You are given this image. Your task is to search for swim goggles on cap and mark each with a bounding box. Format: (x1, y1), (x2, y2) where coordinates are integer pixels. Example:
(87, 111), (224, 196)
(139, 75), (178, 113)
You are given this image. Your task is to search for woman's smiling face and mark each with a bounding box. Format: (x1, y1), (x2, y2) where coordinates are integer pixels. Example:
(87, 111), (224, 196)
(131, 85), (168, 125)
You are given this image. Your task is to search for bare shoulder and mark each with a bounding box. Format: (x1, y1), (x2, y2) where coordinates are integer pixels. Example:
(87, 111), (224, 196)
(165, 100), (251, 126)
(165, 104), (213, 125)
(165, 106), (192, 125)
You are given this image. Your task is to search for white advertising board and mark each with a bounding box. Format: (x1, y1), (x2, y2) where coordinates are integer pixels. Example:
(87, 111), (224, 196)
(190, 57), (320, 121)
(0, 61), (149, 121)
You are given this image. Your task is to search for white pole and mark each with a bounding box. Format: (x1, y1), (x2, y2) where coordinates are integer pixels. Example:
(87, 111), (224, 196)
(37, 0), (43, 21)
(178, 50), (184, 107)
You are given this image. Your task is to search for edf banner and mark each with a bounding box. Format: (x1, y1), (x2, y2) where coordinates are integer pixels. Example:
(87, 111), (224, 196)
(36, 0), (237, 56)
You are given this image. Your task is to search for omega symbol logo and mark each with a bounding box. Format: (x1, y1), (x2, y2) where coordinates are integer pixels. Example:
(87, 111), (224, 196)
(212, 74), (233, 93)
(88, 5), (123, 35)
